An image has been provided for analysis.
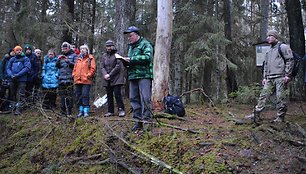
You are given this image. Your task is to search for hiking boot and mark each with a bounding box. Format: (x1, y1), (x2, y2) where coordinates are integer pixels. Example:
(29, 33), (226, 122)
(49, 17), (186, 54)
(273, 116), (284, 123)
(253, 111), (262, 125)
(131, 122), (143, 132)
(104, 112), (114, 117)
(14, 109), (22, 115)
(118, 108), (125, 117)
(83, 112), (89, 117)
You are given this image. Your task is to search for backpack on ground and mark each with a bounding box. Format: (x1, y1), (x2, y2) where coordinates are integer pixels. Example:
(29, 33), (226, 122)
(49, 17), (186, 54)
(164, 95), (185, 117)
(278, 43), (302, 77)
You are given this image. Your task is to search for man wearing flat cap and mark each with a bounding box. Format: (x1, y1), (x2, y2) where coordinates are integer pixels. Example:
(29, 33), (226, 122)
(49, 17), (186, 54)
(252, 29), (294, 123)
(122, 26), (154, 132)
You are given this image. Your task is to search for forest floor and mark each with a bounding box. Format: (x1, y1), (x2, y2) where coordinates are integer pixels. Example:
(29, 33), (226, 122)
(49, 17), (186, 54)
(0, 99), (305, 174)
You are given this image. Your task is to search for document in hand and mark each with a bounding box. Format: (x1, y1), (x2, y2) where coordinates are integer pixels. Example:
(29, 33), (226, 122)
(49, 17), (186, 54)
(115, 53), (124, 59)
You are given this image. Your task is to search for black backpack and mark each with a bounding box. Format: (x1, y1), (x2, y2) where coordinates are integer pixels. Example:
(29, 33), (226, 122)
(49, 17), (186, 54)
(278, 43), (302, 77)
(164, 95), (185, 117)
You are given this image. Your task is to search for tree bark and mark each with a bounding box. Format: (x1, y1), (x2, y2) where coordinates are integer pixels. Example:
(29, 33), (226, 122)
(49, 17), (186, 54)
(115, 0), (136, 55)
(259, 0), (269, 42)
(152, 0), (173, 111)
(115, 0), (136, 98)
(62, 0), (74, 43)
(224, 0), (238, 94)
(285, 0), (305, 100)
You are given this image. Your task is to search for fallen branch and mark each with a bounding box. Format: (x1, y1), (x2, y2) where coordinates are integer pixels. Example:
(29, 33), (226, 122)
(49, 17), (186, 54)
(107, 118), (199, 134)
(157, 122), (200, 134)
(261, 127), (306, 147)
(65, 153), (103, 164)
(153, 112), (188, 121)
(105, 125), (183, 174)
(180, 88), (215, 107)
(32, 127), (55, 150)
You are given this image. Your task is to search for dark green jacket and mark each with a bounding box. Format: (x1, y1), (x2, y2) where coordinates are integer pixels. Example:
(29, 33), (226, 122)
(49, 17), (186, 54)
(127, 37), (154, 80)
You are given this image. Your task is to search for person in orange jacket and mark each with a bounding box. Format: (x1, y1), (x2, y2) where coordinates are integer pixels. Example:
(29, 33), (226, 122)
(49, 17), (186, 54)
(72, 44), (96, 117)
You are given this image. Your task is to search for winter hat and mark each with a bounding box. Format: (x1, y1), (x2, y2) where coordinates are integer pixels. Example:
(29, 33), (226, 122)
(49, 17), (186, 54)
(266, 30), (279, 39)
(105, 40), (115, 46)
(80, 44), (90, 54)
(35, 49), (42, 54)
(61, 42), (70, 49)
(8, 48), (14, 54)
(14, 46), (23, 52)
(24, 44), (33, 51)
(123, 26), (140, 34)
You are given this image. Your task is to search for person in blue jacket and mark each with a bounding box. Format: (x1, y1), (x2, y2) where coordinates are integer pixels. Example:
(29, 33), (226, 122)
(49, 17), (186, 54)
(6, 46), (31, 115)
(0, 50), (13, 112)
(41, 49), (59, 110)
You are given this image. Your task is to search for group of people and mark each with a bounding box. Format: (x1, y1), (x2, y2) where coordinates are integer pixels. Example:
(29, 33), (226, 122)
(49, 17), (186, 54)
(0, 42), (96, 117)
(0, 26), (154, 132)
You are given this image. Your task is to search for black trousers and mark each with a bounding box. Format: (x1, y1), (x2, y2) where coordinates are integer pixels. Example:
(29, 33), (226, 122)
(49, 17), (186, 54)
(106, 84), (125, 113)
(58, 83), (74, 115)
(42, 88), (57, 108)
(0, 85), (10, 111)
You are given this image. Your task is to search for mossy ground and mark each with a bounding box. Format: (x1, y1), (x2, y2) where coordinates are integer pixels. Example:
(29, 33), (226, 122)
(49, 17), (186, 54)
(0, 101), (305, 173)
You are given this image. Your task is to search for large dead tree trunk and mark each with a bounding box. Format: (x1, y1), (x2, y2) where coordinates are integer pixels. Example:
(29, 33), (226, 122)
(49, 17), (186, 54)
(152, 0), (173, 111)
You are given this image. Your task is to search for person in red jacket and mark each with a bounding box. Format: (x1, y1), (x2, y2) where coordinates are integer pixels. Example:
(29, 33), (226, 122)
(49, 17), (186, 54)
(72, 44), (96, 117)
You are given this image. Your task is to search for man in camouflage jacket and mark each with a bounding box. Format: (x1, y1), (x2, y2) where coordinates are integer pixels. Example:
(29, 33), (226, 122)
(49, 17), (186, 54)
(254, 30), (294, 123)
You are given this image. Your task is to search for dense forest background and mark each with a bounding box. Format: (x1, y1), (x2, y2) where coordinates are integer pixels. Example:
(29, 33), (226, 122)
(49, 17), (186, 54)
(0, 0), (305, 103)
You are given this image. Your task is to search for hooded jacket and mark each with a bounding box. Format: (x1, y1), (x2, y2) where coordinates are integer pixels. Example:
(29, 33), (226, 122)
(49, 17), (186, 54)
(42, 55), (59, 89)
(72, 54), (96, 85)
(6, 54), (31, 82)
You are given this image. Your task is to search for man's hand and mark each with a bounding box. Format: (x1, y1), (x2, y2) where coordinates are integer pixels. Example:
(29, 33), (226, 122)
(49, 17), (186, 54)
(104, 74), (110, 80)
(284, 76), (291, 84)
(262, 79), (267, 86)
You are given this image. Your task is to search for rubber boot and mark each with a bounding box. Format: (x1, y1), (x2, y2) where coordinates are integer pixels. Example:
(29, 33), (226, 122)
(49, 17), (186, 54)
(76, 106), (84, 118)
(83, 106), (90, 117)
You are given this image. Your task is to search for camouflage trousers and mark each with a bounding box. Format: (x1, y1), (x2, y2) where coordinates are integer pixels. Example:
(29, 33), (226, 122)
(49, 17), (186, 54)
(255, 77), (288, 117)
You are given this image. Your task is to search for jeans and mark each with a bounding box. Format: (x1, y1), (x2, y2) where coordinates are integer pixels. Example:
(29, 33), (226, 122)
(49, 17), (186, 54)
(129, 79), (152, 121)
(106, 83), (124, 113)
(75, 84), (91, 107)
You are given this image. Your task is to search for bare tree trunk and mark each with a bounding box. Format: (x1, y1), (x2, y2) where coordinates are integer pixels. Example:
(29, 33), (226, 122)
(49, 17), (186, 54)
(115, 0), (136, 55)
(62, 0), (74, 43)
(224, 0), (237, 94)
(259, 0), (269, 41)
(152, 0), (173, 111)
(89, 0), (96, 53)
(285, 0), (305, 100)
(115, 0), (136, 98)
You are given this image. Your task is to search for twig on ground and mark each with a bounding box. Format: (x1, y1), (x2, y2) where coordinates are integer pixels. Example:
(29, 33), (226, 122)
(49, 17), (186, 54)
(180, 88), (215, 107)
